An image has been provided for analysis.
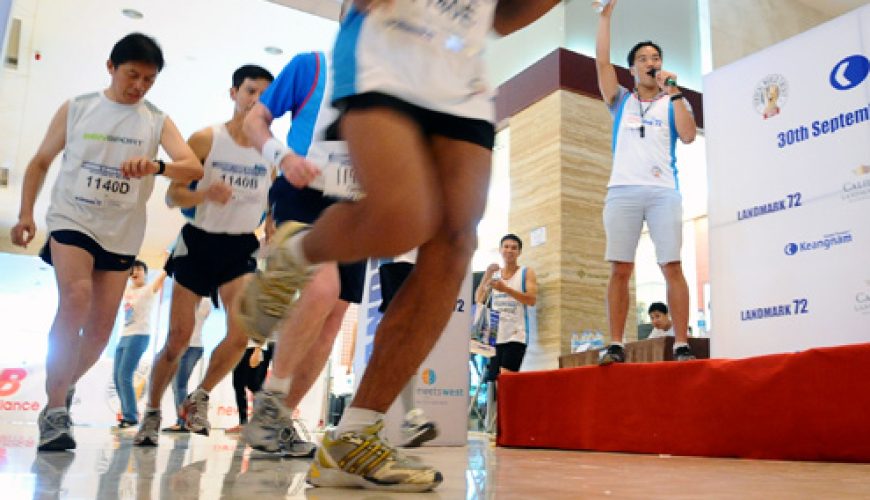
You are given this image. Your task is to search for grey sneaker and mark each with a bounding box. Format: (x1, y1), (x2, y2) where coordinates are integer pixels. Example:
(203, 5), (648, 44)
(400, 408), (439, 448)
(37, 408), (76, 451)
(307, 420), (442, 492)
(134, 410), (161, 446)
(242, 390), (316, 458)
(181, 389), (210, 435)
(237, 222), (315, 343)
(674, 345), (697, 361)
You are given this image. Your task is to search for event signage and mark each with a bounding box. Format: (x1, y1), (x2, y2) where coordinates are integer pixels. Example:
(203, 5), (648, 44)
(704, 5), (870, 357)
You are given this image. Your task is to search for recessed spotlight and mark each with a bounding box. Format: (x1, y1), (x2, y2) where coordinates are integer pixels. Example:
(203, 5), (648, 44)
(264, 46), (283, 56)
(122, 8), (144, 20)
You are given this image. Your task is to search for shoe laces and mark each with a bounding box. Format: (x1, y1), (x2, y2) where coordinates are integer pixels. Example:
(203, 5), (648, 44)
(142, 412), (161, 434)
(193, 393), (209, 418)
(258, 271), (299, 317)
(45, 411), (72, 430)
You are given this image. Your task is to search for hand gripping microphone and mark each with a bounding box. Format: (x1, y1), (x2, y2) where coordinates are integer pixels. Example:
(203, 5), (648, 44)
(647, 68), (677, 87)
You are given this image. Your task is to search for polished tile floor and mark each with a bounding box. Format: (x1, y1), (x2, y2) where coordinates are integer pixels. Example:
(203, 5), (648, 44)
(2, 424), (869, 499)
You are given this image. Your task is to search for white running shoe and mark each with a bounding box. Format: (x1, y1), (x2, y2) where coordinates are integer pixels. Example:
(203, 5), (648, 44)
(400, 408), (439, 448)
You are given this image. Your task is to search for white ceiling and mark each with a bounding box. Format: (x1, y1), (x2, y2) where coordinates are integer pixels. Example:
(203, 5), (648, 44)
(265, 0), (343, 20)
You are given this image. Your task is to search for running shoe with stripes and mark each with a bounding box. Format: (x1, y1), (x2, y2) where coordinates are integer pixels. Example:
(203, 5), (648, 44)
(237, 222), (316, 344)
(181, 389), (210, 436)
(307, 420), (442, 492)
(37, 407), (76, 451)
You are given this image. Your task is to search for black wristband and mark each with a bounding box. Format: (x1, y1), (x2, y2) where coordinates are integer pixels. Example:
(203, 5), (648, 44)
(670, 93), (684, 102)
(155, 159), (166, 175)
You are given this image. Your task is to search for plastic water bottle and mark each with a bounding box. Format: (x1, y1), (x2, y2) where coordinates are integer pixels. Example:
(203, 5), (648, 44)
(591, 0), (611, 13)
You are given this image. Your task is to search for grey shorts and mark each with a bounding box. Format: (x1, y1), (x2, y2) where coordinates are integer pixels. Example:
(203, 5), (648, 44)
(603, 185), (683, 264)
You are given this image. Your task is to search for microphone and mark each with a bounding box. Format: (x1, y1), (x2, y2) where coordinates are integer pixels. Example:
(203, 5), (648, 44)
(647, 68), (677, 87)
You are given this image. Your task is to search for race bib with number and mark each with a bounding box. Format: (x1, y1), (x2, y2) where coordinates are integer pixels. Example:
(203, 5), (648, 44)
(307, 141), (364, 200)
(73, 161), (139, 209)
(213, 161), (268, 203)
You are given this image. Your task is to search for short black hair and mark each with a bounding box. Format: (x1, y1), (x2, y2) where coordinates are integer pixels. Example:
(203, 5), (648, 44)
(232, 65), (274, 88)
(110, 33), (164, 72)
(132, 259), (148, 275)
(500, 233), (523, 251)
(648, 302), (668, 315)
(627, 40), (663, 67)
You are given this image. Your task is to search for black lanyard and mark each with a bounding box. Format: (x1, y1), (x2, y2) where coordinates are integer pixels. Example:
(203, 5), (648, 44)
(634, 90), (662, 138)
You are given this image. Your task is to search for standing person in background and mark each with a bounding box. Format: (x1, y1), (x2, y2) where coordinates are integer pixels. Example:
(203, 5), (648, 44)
(647, 301), (675, 339)
(9, 32), (201, 451)
(114, 260), (166, 429)
(163, 297), (211, 433)
(227, 341), (273, 433)
(476, 234), (537, 382)
(595, 0), (697, 364)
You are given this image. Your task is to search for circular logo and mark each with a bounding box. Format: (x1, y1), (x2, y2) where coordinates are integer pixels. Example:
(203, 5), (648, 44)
(784, 243), (799, 256)
(753, 74), (789, 119)
(421, 369), (436, 385)
(830, 55), (870, 91)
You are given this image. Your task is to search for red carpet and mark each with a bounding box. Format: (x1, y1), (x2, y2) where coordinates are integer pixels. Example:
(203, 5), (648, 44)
(498, 342), (870, 462)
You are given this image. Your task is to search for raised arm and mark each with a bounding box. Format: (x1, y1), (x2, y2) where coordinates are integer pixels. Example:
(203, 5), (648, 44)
(157, 117), (203, 183)
(596, 0), (620, 105)
(10, 102), (69, 248)
(242, 102), (275, 153)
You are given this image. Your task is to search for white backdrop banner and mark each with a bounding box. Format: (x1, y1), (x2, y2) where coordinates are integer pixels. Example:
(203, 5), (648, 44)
(704, 5), (870, 358)
(354, 258), (471, 446)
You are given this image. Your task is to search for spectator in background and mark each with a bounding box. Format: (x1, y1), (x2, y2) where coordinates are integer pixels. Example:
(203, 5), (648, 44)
(647, 302), (675, 339)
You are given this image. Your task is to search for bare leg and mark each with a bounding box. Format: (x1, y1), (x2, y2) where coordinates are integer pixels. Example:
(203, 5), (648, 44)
(284, 300), (349, 409)
(199, 275), (251, 392)
(44, 240), (95, 409)
(73, 268), (130, 385)
(270, 265), (340, 383)
(350, 134), (492, 412)
(661, 261), (690, 343)
(302, 108), (442, 263)
(606, 262), (634, 344)
(146, 282), (199, 408)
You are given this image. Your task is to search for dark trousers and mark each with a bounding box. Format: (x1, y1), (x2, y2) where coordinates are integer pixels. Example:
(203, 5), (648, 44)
(232, 346), (273, 424)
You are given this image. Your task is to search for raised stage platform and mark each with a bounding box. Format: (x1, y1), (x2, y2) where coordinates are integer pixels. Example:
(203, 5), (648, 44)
(498, 342), (870, 462)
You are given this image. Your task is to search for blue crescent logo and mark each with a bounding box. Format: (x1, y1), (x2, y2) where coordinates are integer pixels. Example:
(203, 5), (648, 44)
(784, 243), (799, 256)
(830, 55), (870, 90)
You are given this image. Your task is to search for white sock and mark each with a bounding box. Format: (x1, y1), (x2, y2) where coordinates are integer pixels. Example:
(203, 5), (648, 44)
(674, 342), (689, 351)
(287, 231), (311, 267)
(145, 407), (160, 414)
(264, 375), (292, 395)
(336, 407), (384, 435)
(45, 406), (67, 416)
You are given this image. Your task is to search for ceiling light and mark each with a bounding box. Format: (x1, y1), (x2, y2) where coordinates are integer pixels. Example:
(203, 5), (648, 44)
(264, 46), (283, 56)
(122, 8), (144, 20)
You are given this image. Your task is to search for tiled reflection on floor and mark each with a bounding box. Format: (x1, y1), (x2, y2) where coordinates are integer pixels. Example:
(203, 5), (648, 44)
(2, 424), (870, 499)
